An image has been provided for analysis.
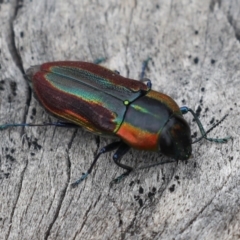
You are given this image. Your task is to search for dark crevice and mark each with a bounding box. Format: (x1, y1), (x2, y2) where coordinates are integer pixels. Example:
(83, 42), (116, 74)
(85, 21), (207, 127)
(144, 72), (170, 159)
(124, 0), (136, 78)
(8, 1), (70, 238)
(43, 131), (75, 239)
(5, 1), (29, 239)
(209, 0), (222, 12)
(73, 203), (93, 239)
(10, 0), (25, 74)
(179, 195), (216, 234)
(44, 182), (69, 240)
(66, 128), (78, 183)
(226, 12), (240, 42)
(8, 0), (32, 137)
(67, 128), (79, 150)
(6, 159), (28, 240)
(21, 85), (32, 138)
(179, 174), (233, 235)
(209, 0), (240, 42)
(121, 214), (137, 239)
(120, 162), (180, 238)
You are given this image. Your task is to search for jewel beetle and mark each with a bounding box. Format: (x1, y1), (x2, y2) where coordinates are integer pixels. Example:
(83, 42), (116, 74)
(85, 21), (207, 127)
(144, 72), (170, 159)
(0, 61), (231, 186)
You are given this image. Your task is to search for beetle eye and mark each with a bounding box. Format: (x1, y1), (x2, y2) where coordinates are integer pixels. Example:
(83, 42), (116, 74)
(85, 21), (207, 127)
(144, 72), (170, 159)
(159, 115), (192, 160)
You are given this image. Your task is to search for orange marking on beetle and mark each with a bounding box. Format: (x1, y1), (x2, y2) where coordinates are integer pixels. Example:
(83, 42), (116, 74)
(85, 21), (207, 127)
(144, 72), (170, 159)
(117, 122), (159, 151)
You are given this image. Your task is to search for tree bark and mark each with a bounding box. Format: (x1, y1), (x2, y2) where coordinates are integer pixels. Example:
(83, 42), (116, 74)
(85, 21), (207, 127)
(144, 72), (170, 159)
(0, 0), (239, 239)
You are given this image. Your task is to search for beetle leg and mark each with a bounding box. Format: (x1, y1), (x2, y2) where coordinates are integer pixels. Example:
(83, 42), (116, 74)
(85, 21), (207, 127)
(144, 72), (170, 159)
(93, 58), (107, 65)
(95, 135), (100, 149)
(140, 57), (152, 80)
(110, 143), (133, 185)
(0, 121), (80, 130)
(139, 58), (152, 89)
(137, 159), (177, 170)
(139, 78), (152, 89)
(71, 141), (122, 187)
(43, 121), (81, 128)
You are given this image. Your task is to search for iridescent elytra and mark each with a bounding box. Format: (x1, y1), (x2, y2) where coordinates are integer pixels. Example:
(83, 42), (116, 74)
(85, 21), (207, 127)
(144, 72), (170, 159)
(0, 61), (231, 186)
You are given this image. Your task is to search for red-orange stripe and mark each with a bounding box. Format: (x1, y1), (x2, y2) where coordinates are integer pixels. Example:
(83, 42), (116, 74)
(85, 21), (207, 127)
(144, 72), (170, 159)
(117, 122), (159, 151)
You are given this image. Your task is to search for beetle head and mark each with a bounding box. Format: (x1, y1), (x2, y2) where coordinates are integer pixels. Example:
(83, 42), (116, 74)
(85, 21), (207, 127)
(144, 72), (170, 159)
(159, 114), (192, 160)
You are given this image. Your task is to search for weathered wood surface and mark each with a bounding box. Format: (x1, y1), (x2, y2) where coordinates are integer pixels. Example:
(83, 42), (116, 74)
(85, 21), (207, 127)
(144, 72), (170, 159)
(0, 0), (239, 239)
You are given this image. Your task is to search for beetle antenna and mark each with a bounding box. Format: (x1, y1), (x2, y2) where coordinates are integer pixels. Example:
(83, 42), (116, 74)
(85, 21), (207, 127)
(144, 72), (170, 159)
(192, 114), (232, 143)
(180, 106), (231, 144)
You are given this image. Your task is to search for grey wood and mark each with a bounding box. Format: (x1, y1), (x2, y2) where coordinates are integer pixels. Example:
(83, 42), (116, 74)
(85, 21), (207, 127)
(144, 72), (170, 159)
(0, 0), (239, 239)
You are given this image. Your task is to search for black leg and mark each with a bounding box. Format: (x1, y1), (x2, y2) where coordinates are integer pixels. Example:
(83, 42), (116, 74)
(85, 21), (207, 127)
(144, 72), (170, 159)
(110, 142), (133, 185)
(93, 58), (107, 65)
(139, 58), (152, 89)
(71, 141), (122, 187)
(138, 159), (177, 170)
(140, 57), (152, 79)
(139, 77), (152, 89)
(0, 121), (80, 130)
(95, 135), (100, 149)
(45, 121), (81, 128)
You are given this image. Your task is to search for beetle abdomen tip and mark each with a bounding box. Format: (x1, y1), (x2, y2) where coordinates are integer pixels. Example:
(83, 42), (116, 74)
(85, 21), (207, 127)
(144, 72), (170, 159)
(26, 65), (41, 82)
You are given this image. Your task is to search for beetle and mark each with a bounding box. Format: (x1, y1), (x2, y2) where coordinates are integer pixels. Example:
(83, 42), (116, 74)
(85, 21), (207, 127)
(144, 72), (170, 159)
(0, 61), (230, 186)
